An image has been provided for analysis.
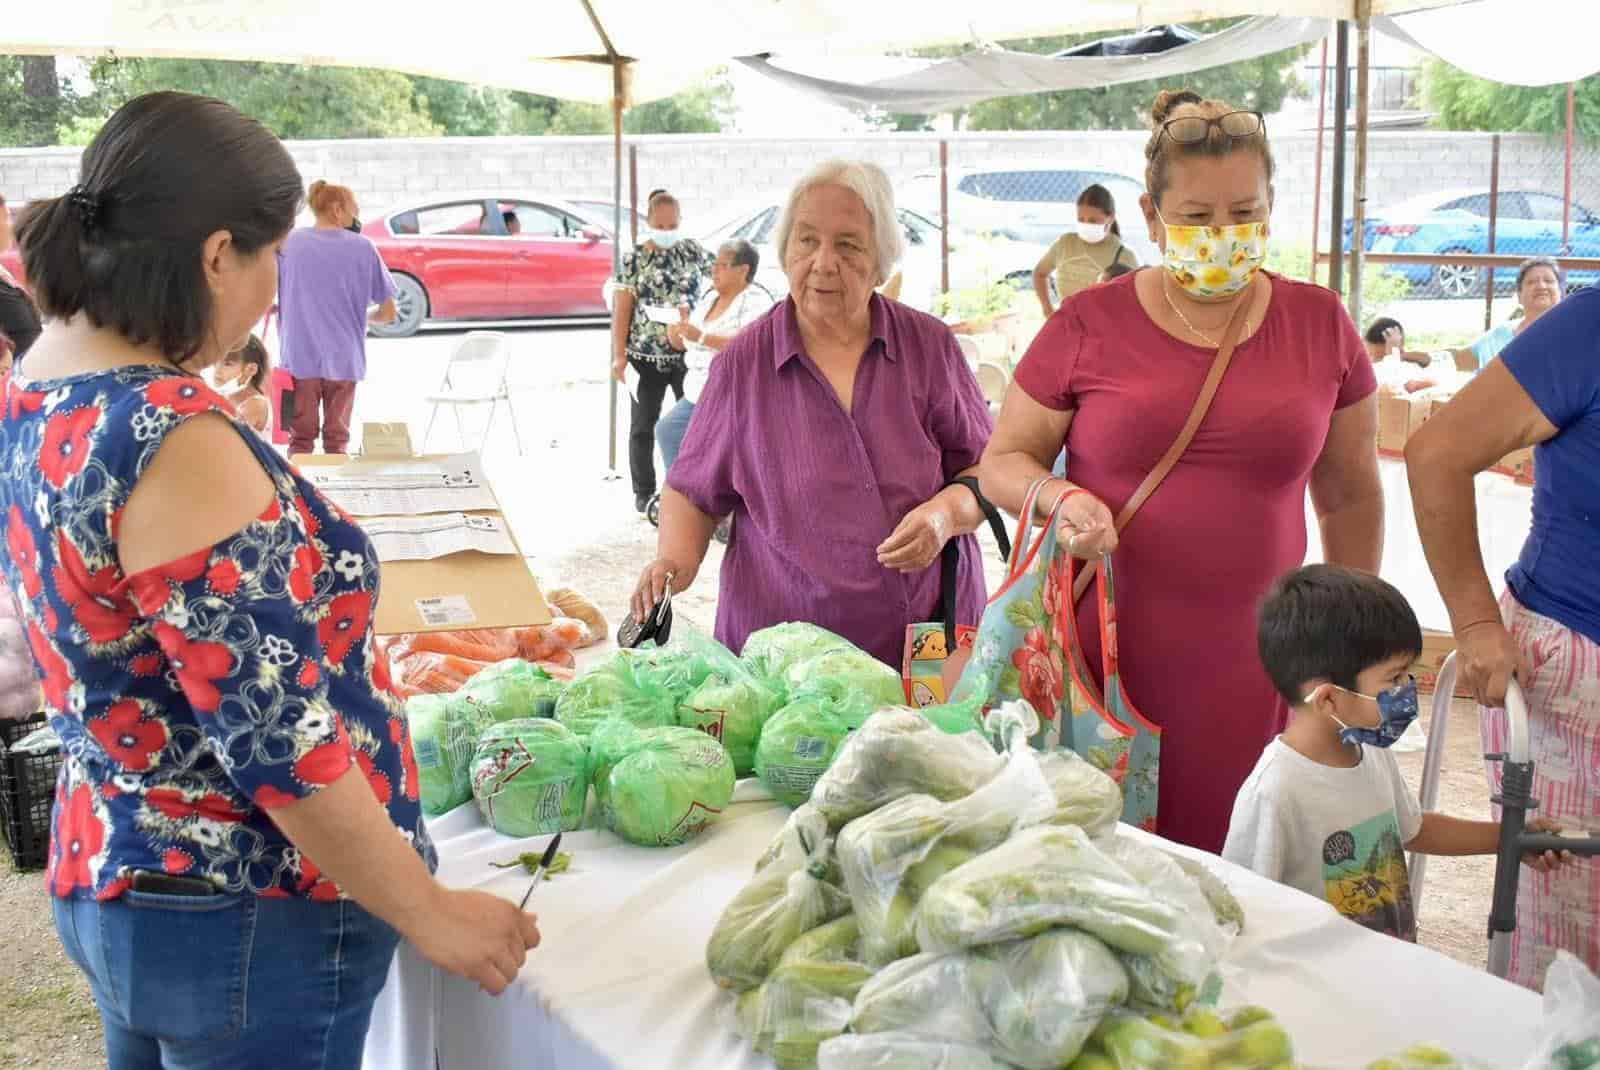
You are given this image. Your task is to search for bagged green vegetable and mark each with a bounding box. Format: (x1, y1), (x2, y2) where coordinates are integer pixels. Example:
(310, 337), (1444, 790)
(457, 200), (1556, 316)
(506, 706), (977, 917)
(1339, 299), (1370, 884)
(755, 691), (874, 808)
(785, 646), (905, 709)
(913, 825), (1186, 959)
(459, 659), (567, 722)
(917, 680), (990, 736)
(554, 657), (677, 739)
(811, 707), (1004, 830)
(591, 724), (734, 847)
(620, 628), (742, 697)
(1077, 1007), (1296, 1070)
(736, 955), (870, 1070)
(1164, 853), (1246, 935)
(779, 914), (863, 969)
(1038, 749), (1123, 839)
(677, 672), (782, 776)
(836, 709), (1055, 965)
(407, 692), (489, 815)
(851, 930), (1130, 1070)
(818, 1034), (1012, 1070)
(468, 719), (588, 838)
(742, 622), (859, 683)
(1366, 1046), (1490, 1070)
(707, 815), (851, 991)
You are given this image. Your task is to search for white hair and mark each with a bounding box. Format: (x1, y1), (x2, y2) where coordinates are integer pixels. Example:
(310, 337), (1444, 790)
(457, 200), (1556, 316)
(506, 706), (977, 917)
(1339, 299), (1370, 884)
(774, 159), (905, 287)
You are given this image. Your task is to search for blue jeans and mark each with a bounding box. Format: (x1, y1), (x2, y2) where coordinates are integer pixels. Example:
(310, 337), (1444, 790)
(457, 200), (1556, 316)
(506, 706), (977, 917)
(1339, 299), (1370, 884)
(655, 398), (696, 474)
(54, 891), (400, 1069)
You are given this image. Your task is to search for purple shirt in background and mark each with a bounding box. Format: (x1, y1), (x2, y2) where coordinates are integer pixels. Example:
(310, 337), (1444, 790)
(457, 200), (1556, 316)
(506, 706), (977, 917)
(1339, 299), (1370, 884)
(668, 295), (994, 666)
(276, 228), (396, 382)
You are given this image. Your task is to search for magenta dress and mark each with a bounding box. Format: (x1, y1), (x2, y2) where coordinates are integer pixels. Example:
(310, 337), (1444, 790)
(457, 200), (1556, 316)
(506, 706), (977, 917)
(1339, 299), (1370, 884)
(1013, 272), (1377, 852)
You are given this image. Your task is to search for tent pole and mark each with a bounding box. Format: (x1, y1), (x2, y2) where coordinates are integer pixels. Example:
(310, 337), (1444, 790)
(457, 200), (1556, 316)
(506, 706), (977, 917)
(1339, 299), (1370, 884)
(1328, 21), (1350, 297)
(1485, 134), (1501, 331)
(1348, 7), (1371, 322)
(1310, 36), (1330, 287)
(1563, 82), (1576, 247)
(608, 64), (624, 475)
(939, 139), (950, 296)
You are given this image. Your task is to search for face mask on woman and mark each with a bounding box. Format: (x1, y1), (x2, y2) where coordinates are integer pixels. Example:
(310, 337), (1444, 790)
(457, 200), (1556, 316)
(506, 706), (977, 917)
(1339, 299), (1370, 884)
(648, 228), (679, 250)
(1077, 221), (1109, 244)
(1157, 210), (1269, 300)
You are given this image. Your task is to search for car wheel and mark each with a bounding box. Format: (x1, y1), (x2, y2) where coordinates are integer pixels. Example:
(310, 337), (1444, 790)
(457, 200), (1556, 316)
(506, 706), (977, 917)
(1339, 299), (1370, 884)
(371, 273), (427, 338)
(1429, 252), (1481, 300)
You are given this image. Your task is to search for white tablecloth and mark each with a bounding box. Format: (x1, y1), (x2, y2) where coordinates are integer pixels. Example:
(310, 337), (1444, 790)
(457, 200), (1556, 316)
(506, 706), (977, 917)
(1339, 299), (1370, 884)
(364, 785), (1542, 1070)
(1306, 457), (1531, 633)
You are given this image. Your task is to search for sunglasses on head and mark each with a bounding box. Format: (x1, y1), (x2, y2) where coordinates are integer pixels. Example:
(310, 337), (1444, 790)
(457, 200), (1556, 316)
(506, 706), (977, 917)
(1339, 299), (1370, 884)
(1158, 110), (1265, 147)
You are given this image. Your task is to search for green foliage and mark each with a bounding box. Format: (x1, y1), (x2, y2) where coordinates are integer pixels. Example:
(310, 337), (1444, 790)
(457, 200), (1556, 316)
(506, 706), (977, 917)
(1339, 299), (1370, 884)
(1265, 240), (1413, 328)
(1420, 62), (1600, 141)
(891, 18), (1308, 131)
(0, 56), (733, 145)
(933, 279), (1024, 323)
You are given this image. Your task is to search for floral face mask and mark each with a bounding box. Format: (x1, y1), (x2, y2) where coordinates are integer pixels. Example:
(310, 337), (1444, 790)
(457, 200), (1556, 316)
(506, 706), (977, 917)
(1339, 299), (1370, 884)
(1156, 211), (1270, 299)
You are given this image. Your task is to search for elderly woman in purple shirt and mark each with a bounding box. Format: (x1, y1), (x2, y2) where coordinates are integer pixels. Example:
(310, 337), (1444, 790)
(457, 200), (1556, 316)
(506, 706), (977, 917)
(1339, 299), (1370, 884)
(631, 160), (994, 666)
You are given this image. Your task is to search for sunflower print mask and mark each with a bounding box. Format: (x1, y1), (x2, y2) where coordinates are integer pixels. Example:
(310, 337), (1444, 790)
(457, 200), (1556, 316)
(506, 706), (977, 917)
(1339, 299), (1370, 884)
(1158, 214), (1269, 299)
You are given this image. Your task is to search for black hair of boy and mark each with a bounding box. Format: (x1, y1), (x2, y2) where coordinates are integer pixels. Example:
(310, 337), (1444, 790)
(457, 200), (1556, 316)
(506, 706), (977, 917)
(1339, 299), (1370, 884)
(1363, 316), (1403, 346)
(1257, 565), (1423, 706)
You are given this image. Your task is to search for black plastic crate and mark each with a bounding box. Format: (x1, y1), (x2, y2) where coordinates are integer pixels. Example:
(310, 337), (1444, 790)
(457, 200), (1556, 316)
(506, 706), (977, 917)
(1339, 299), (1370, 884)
(1, 712), (60, 871)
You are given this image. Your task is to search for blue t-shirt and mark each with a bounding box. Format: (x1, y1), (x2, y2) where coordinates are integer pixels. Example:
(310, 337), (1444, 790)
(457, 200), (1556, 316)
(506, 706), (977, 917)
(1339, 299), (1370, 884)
(1502, 287), (1600, 645)
(1470, 323), (1517, 370)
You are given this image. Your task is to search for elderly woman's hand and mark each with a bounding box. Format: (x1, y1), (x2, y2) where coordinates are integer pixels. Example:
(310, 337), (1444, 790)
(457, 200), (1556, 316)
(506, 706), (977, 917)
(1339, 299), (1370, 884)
(1457, 619), (1525, 708)
(877, 499), (955, 573)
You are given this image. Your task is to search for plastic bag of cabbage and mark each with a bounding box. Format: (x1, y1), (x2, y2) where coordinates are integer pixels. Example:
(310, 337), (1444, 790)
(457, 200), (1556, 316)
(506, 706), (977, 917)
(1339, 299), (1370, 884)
(707, 806), (852, 991)
(459, 659), (567, 722)
(835, 706), (1056, 965)
(755, 687), (878, 808)
(850, 930), (1130, 1069)
(554, 657), (678, 738)
(588, 722), (734, 847)
(783, 646), (905, 709)
(407, 693), (489, 815)
(741, 622), (859, 683)
(468, 719), (588, 838)
(676, 668), (783, 777)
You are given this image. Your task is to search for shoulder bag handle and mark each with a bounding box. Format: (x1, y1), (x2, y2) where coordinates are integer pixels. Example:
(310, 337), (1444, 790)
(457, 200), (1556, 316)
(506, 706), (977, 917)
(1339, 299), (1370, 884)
(936, 476), (1014, 648)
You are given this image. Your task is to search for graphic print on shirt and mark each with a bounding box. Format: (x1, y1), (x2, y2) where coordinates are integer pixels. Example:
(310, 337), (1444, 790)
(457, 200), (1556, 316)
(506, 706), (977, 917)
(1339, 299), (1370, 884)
(1321, 810), (1417, 941)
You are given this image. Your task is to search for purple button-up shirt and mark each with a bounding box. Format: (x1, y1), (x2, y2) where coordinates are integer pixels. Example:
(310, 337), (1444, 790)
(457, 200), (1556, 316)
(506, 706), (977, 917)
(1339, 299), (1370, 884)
(668, 295), (993, 666)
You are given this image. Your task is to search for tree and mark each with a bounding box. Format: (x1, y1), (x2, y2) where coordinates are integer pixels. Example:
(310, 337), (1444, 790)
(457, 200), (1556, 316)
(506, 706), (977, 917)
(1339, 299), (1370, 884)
(540, 72), (735, 135)
(1420, 62), (1600, 140)
(0, 56), (80, 147)
(881, 19), (1308, 132)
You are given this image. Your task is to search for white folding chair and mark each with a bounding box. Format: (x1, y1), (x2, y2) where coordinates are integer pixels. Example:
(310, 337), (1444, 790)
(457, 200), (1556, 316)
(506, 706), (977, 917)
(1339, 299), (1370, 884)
(954, 333), (981, 368)
(422, 331), (524, 455)
(1408, 650), (1458, 906)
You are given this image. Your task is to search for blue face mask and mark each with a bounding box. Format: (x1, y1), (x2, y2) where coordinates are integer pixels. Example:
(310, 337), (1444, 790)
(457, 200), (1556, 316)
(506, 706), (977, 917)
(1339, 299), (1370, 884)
(648, 228), (679, 249)
(1324, 676), (1419, 749)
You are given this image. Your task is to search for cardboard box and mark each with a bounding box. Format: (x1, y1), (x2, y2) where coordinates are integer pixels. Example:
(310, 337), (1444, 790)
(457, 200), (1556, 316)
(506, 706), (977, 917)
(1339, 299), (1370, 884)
(1492, 446), (1535, 486)
(295, 443), (550, 636)
(1413, 629), (1474, 700)
(1377, 393), (1432, 456)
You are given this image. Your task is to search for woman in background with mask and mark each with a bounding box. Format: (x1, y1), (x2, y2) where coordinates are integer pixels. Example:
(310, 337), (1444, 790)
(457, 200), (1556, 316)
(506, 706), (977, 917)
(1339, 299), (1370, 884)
(980, 88), (1383, 853)
(611, 189), (715, 514)
(1032, 183), (1139, 317)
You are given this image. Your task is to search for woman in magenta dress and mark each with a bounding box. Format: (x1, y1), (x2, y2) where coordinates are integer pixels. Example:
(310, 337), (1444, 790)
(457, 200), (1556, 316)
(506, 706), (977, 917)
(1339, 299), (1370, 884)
(981, 89), (1383, 852)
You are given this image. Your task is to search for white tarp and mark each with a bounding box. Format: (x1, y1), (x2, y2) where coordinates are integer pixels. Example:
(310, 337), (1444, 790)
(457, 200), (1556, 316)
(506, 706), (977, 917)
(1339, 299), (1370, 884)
(739, 18), (1334, 114)
(1378, 0), (1600, 88)
(3, 0), (1469, 105)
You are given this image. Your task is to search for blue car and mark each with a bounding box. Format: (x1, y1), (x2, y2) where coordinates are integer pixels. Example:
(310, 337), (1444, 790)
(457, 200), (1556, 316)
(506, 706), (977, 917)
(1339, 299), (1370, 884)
(1343, 188), (1600, 299)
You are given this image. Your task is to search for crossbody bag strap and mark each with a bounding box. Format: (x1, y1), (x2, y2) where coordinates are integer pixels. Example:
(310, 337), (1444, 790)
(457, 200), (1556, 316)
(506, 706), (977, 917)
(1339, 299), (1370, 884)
(1071, 287), (1253, 603)
(938, 476), (1014, 647)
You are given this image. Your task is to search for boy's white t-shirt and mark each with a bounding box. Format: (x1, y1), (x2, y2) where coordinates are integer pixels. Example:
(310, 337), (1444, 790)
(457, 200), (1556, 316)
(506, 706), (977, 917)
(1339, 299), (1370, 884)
(1222, 737), (1422, 941)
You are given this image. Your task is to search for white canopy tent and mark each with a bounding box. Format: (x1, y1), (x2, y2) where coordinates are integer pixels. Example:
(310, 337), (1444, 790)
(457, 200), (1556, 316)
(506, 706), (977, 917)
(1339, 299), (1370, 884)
(0, 0), (1509, 466)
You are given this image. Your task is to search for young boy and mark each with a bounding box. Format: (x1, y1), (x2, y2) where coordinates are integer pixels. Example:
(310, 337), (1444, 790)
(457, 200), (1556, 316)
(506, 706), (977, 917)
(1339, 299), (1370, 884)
(1224, 565), (1568, 941)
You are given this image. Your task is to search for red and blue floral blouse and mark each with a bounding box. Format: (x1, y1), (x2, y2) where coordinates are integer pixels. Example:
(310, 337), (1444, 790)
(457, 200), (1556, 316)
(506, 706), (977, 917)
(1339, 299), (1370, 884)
(0, 363), (434, 900)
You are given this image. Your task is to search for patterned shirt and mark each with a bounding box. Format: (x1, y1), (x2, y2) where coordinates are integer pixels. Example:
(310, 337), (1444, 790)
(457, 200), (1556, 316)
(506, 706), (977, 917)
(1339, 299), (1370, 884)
(616, 240), (714, 365)
(0, 364), (434, 900)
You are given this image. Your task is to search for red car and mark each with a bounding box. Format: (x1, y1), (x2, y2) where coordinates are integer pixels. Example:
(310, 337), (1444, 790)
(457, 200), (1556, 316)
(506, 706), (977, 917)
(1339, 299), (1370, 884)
(361, 193), (617, 338)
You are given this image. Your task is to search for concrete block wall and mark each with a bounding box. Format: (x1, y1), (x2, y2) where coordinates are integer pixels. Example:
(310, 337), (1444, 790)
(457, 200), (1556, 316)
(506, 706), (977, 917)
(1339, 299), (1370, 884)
(2, 130), (1591, 247)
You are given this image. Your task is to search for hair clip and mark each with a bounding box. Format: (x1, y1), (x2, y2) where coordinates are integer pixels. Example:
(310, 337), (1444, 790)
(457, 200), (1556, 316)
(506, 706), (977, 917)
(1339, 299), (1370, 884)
(67, 186), (104, 236)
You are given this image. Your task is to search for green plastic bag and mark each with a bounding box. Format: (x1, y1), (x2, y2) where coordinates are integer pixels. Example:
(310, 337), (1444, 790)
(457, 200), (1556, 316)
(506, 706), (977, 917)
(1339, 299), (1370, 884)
(741, 622), (858, 684)
(754, 689), (875, 808)
(592, 725), (735, 847)
(460, 659), (567, 722)
(677, 672), (782, 776)
(621, 628), (744, 698)
(469, 719), (588, 838)
(407, 692), (489, 815)
(554, 658), (678, 739)
(785, 646), (905, 710)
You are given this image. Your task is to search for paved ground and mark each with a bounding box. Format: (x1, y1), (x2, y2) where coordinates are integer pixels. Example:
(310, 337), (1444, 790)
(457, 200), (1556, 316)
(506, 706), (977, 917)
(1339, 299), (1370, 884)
(0, 303), (1515, 1065)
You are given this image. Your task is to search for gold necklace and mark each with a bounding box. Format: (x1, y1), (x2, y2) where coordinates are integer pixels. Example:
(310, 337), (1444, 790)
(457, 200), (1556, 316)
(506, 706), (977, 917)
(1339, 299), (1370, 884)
(1162, 275), (1250, 347)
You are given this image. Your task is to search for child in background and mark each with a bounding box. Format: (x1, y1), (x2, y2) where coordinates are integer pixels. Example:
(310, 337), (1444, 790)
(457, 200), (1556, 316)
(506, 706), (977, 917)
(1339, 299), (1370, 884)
(213, 334), (272, 435)
(1223, 565), (1570, 941)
